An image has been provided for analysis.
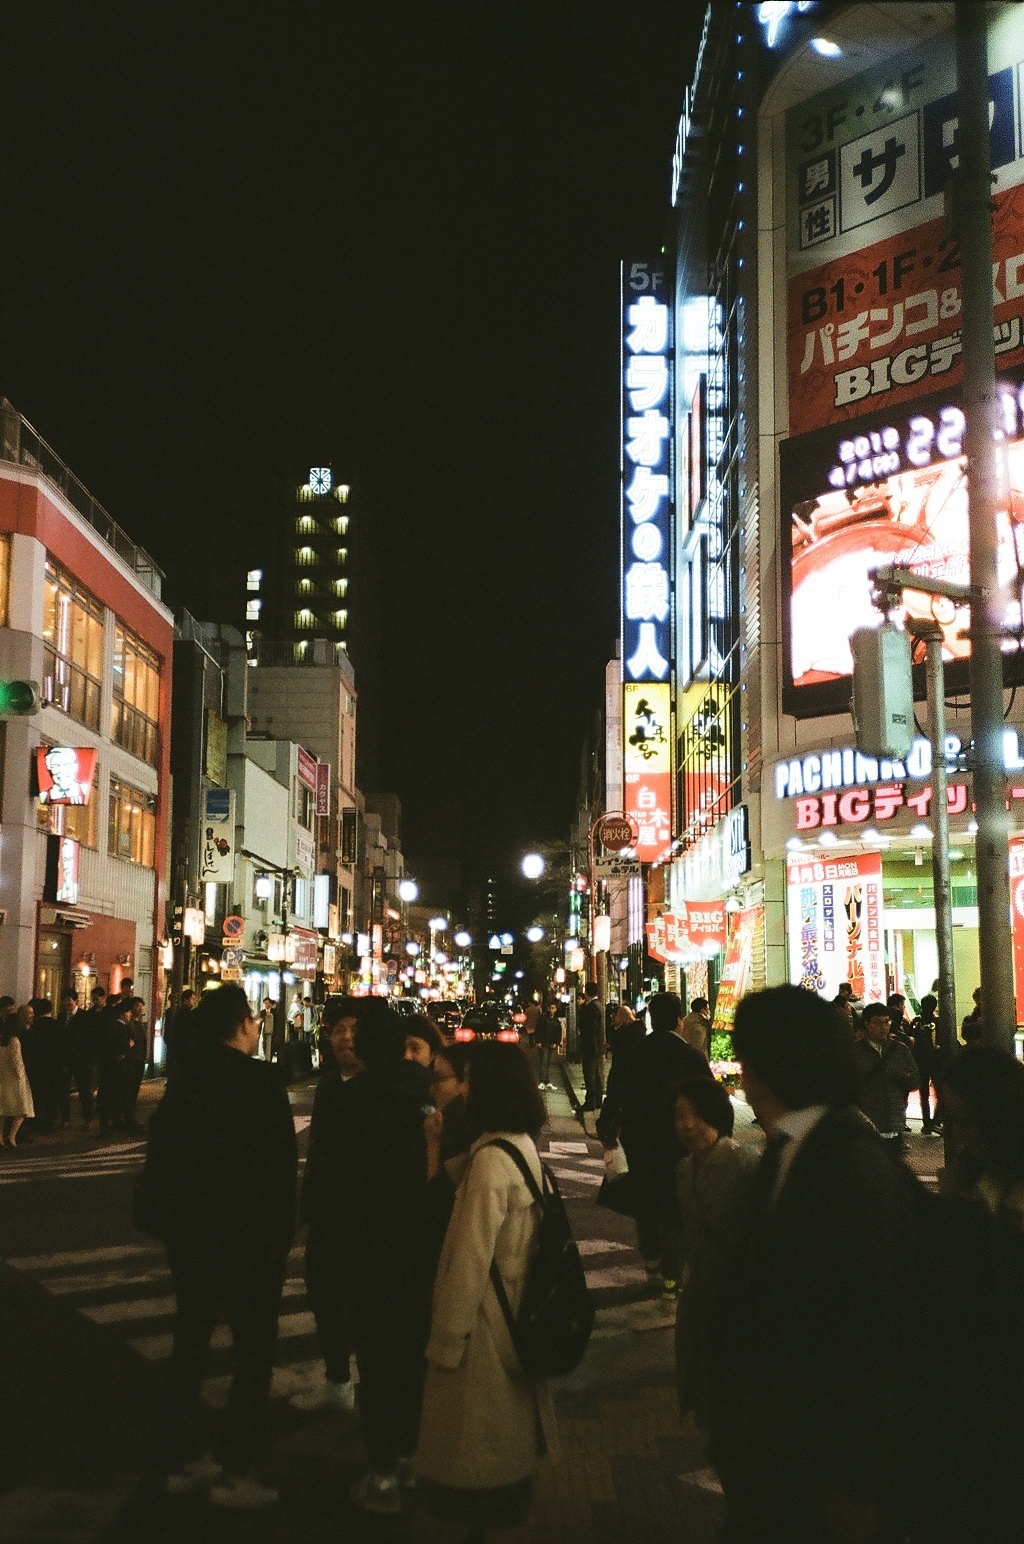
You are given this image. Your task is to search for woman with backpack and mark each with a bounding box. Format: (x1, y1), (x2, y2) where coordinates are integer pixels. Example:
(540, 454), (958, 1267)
(415, 1041), (559, 1541)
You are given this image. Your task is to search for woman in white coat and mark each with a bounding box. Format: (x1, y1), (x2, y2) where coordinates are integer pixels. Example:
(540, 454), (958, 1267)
(416, 1040), (557, 1543)
(0, 1005), (35, 1147)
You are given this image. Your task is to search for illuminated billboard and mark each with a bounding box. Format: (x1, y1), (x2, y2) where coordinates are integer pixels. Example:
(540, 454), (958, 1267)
(786, 13), (1024, 438)
(786, 850), (885, 1002)
(621, 259), (674, 861)
(35, 746), (97, 806)
(781, 369), (1024, 715)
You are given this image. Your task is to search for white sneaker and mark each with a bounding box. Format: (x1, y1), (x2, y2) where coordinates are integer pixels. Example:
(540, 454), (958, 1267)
(164, 1454), (223, 1495)
(350, 1471), (401, 1515)
(396, 1455), (418, 1489)
(288, 1379), (355, 1413)
(209, 1473), (279, 1510)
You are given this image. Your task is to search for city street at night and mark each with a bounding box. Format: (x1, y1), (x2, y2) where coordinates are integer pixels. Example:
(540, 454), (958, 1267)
(4, 3), (1024, 1542)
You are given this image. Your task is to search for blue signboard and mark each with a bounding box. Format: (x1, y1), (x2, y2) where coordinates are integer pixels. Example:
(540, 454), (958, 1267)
(621, 260), (673, 683)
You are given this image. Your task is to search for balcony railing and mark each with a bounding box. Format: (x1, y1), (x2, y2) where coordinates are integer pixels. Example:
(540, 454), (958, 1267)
(0, 398), (164, 596)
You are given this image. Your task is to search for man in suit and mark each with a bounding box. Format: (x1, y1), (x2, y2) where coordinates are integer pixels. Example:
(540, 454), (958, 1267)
(577, 981), (606, 1113)
(709, 985), (919, 1544)
(599, 991), (709, 1290)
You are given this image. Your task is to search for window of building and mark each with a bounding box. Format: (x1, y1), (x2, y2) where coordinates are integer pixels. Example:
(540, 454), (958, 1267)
(335, 548), (348, 565)
(294, 608), (315, 631)
(108, 778), (156, 866)
(332, 609), (348, 628)
(0, 534), (9, 625)
(295, 546), (318, 567)
(296, 782), (315, 829)
(111, 625), (161, 765)
(42, 560), (104, 731)
(296, 514), (317, 534)
(246, 598), (261, 621)
(246, 569), (262, 591)
(333, 578), (348, 597)
(333, 516), (348, 535)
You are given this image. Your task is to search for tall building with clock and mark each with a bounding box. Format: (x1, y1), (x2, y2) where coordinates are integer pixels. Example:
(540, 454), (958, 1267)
(247, 463), (382, 789)
(247, 464), (352, 665)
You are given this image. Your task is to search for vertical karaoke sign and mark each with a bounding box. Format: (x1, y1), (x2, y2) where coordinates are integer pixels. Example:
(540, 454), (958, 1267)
(622, 259), (674, 862)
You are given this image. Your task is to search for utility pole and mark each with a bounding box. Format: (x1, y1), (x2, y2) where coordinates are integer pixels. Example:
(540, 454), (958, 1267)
(906, 620), (958, 1069)
(956, 3), (1016, 1050)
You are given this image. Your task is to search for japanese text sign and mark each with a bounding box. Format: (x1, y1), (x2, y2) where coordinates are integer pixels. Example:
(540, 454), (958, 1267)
(786, 850), (885, 1003)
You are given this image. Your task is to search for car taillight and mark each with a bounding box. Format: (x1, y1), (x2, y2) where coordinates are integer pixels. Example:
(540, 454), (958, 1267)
(454, 1027), (475, 1042)
(497, 1029), (519, 1043)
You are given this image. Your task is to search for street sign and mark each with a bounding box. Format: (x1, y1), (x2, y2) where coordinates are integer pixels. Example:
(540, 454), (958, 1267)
(594, 857), (642, 880)
(598, 815), (637, 853)
(222, 915), (245, 940)
(221, 944), (244, 982)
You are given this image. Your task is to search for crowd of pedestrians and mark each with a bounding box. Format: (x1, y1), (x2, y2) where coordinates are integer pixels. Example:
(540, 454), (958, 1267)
(0, 980), (148, 1147)
(13, 964), (1017, 1541)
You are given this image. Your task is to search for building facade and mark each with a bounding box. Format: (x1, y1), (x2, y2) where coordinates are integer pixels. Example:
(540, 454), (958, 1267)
(0, 401), (173, 1026)
(649, 1), (1024, 1027)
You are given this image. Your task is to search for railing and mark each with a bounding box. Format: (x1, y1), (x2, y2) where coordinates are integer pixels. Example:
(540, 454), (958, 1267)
(0, 398), (164, 597)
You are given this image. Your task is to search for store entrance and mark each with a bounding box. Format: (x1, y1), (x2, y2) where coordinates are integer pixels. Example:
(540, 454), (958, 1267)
(37, 929), (71, 1005)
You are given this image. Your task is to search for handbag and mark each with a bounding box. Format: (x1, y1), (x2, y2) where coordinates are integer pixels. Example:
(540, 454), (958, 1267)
(596, 1169), (640, 1217)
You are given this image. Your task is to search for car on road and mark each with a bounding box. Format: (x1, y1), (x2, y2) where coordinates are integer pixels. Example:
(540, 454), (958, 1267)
(454, 1003), (520, 1044)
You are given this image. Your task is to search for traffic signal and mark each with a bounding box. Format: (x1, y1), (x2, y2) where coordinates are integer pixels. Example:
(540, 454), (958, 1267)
(0, 679), (40, 717)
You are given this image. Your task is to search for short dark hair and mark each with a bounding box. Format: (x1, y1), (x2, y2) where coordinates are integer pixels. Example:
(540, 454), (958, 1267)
(354, 1004), (408, 1071)
(190, 983), (252, 1044)
(732, 986), (859, 1111)
(862, 1002), (890, 1023)
(405, 1015), (444, 1056)
(0, 996), (15, 1013)
(322, 995), (361, 1029)
(940, 1046), (1024, 1189)
(29, 998), (53, 1016)
(465, 1042), (545, 1140)
(121, 978), (134, 991)
(585, 982), (600, 998)
(91, 987), (106, 1000)
(690, 997), (709, 1014)
(130, 998), (145, 1011)
(649, 992), (683, 1034)
(919, 994), (938, 1016)
(437, 1042), (472, 1082)
(887, 993), (905, 1008)
(670, 1076), (735, 1137)
(62, 989), (78, 1002)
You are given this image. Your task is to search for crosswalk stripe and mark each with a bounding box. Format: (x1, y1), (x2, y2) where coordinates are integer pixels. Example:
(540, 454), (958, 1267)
(546, 1140), (589, 1154)
(549, 1165), (602, 1185)
(202, 1358), (331, 1410)
(8, 1244), (156, 1271)
(130, 1308), (317, 1362)
(577, 1238), (631, 1256)
(585, 1264), (650, 1290)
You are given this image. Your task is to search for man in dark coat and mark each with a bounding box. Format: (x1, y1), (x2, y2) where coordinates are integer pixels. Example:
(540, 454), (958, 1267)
(332, 1006), (430, 1513)
(709, 985), (920, 1544)
(96, 997), (133, 1132)
(577, 981), (606, 1113)
(73, 986), (106, 1126)
(139, 983), (296, 1507)
(597, 992), (709, 1286)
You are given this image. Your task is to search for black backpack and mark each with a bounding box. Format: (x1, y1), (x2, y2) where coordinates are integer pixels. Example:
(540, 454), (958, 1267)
(484, 1138), (595, 1378)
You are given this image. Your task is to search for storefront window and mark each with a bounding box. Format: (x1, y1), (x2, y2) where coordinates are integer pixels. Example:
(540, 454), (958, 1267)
(111, 625), (161, 765)
(108, 778), (156, 867)
(42, 559), (104, 731)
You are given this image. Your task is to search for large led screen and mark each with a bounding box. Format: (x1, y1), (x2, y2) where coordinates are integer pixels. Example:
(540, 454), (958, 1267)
(781, 370), (1024, 717)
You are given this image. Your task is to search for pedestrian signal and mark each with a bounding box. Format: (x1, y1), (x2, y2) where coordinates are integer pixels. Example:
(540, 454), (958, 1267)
(0, 679), (40, 717)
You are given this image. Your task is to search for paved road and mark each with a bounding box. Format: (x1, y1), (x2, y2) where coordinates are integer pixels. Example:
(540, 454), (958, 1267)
(0, 1064), (945, 1543)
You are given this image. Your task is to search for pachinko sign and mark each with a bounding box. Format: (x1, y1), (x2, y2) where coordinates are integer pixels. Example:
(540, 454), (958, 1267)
(621, 259), (674, 861)
(785, 11), (1024, 435)
(786, 850), (885, 1002)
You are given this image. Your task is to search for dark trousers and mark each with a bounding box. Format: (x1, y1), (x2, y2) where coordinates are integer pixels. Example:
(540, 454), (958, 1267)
(305, 1228), (353, 1385)
(96, 1059), (127, 1128)
(123, 1053), (146, 1130)
(581, 1051), (604, 1111)
(167, 1244), (285, 1476)
(349, 1291), (426, 1474)
(537, 1044), (556, 1084)
(73, 1060), (97, 1123)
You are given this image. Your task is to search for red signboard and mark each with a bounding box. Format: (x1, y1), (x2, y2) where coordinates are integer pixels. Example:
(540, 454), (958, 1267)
(598, 815), (636, 853)
(788, 186), (1024, 438)
(646, 903), (726, 964)
(290, 926), (319, 980)
(1010, 837), (1024, 1023)
(624, 771), (672, 863)
(316, 760), (331, 818)
(297, 746), (318, 791)
(35, 746), (98, 806)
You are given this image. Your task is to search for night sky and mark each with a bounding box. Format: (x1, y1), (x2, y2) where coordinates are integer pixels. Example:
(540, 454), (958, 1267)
(2, 3), (701, 891)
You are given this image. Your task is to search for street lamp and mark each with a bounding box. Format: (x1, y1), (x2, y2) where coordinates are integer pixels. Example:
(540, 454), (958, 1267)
(398, 878), (419, 903)
(453, 929), (472, 949)
(525, 925), (545, 943)
(521, 853), (545, 880)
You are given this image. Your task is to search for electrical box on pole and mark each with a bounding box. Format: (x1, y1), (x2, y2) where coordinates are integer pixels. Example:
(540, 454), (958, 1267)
(851, 624), (913, 759)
